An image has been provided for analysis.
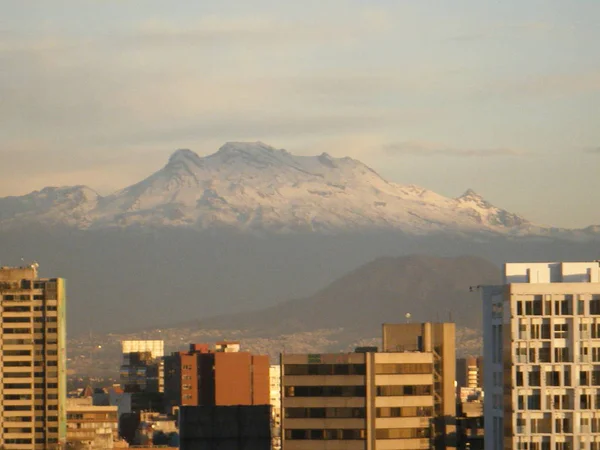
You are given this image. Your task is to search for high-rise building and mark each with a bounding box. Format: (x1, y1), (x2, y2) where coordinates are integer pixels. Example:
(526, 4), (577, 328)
(270, 364), (282, 450)
(281, 349), (435, 450)
(382, 322), (457, 449)
(0, 264), (67, 450)
(164, 342), (270, 414)
(483, 261), (600, 450)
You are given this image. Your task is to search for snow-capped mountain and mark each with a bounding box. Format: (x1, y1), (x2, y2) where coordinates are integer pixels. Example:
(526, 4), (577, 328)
(0, 142), (593, 236)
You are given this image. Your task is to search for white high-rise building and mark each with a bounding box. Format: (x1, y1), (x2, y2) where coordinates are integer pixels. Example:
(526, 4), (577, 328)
(483, 261), (600, 450)
(269, 364), (281, 450)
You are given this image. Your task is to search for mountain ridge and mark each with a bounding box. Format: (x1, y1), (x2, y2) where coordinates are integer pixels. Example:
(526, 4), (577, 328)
(0, 141), (597, 238)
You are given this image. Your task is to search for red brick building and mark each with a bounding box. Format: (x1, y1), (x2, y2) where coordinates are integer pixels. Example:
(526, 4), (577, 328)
(164, 342), (269, 413)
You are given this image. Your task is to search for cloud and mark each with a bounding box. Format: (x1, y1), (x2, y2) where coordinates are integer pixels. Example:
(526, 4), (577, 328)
(383, 141), (526, 157)
(583, 147), (600, 154)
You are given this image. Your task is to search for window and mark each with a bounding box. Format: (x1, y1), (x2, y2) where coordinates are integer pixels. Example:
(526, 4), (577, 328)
(580, 394), (592, 409)
(554, 324), (568, 339)
(555, 418), (571, 433)
(554, 347), (569, 363)
(527, 393), (541, 410)
(516, 371), (524, 386)
(591, 299), (600, 315)
(529, 371), (541, 387)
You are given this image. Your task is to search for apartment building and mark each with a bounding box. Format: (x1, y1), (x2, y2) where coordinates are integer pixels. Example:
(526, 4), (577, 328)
(66, 397), (118, 449)
(483, 261), (600, 450)
(281, 350), (434, 450)
(0, 264), (67, 450)
(164, 342), (270, 413)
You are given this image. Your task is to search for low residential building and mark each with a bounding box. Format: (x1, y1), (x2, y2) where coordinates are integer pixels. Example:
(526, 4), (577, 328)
(66, 397), (118, 449)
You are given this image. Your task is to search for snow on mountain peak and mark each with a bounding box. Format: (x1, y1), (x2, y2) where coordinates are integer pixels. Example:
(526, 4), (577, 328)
(0, 141), (569, 236)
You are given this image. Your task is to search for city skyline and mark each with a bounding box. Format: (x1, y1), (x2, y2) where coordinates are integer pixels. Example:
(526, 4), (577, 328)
(2, 1), (600, 228)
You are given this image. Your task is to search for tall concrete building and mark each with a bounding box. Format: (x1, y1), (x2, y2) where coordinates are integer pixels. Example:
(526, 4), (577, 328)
(164, 342), (270, 414)
(281, 349), (436, 450)
(483, 261), (600, 450)
(382, 322), (457, 449)
(0, 264), (67, 450)
(270, 364), (282, 450)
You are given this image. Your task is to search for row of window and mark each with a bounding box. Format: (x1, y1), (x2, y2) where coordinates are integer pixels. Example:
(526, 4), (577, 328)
(515, 347), (569, 363)
(376, 385), (432, 396)
(516, 392), (600, 410)
(285, 386), (365, 397)
(5, 405), (59, 411)
(3, 372), (60, 379)
(3, 305), (58, 312)
(3, 415), (57, 422)
(284, 364), (366, 376)
(4, 360), (58, 367)
(516, 368), (600, 387)
(3, 295), (45, 301)
(375, 427), (430, 439)
(3, 327), (58, 334)
(516, 297), (600, 317)
(3, 338), (58, 345)
(376, 406), (432, 418)
(375, 363), (432, 375)
(285, 429), (365, 440)
(285, 407), (365, 419)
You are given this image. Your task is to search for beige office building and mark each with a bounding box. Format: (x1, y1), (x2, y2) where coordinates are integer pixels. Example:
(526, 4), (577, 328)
(281, 350), (434, 450)
(0, 264), (67, 450)
(383, 322), (457, 449)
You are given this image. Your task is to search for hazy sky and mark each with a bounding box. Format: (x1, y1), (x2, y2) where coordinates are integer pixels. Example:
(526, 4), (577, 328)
(1, 1), (599, 228)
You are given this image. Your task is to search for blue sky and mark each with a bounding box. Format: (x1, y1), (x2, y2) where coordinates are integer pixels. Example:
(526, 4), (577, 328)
(1, 1), (599, 227)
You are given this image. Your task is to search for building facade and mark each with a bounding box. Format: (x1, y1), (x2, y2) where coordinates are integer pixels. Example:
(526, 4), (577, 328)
(483, 261), (600, 450)
(457, 356), (484, 391)
(382, 322), (456, 449)
(66, 397), (118, 449)
(0, 264), (67, 450)
(120, 340), (164, 394)
(270, 364), (282, 450)
(164, 342), (270, 413)
(281, 350), (434, 450)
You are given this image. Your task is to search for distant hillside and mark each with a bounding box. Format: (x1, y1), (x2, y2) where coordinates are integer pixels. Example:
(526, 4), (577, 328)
(67, 254), (499, 377)
(190, 254), (500, 334)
